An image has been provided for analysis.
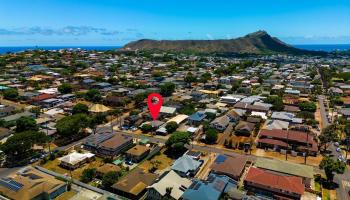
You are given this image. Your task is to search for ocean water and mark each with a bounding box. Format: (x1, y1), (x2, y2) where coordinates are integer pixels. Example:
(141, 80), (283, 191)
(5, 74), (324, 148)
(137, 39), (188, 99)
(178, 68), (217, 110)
(294, 44), (350, 52)
(0, 46), (121, 54)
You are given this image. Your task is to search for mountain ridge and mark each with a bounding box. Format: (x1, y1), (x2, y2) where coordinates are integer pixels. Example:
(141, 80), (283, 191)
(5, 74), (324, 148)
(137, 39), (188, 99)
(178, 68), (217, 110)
(121, 31), (326, 55)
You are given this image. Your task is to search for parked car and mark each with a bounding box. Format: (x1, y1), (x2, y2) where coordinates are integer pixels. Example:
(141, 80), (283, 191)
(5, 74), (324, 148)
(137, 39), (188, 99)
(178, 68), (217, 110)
(336, 148), (341, 152)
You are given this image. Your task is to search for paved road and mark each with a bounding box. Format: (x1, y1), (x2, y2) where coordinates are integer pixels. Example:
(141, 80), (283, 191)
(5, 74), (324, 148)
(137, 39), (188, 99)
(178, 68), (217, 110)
(318, 95), (329, 128)
(317, 70), (349, 199)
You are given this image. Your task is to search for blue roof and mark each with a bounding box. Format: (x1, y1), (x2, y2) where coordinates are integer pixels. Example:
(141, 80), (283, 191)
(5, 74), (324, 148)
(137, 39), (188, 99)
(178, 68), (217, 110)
(182, 174), (231, 200)
(188, 112), (206, 122)
(83, 79), (95, 84)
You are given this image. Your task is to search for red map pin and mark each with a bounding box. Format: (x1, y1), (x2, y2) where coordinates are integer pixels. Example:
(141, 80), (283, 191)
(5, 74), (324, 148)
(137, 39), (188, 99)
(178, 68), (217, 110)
(147, 93), (163, 121)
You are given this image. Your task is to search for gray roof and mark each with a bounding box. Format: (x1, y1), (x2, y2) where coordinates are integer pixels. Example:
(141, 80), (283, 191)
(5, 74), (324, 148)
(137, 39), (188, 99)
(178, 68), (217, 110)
(171, 155), (201, 173)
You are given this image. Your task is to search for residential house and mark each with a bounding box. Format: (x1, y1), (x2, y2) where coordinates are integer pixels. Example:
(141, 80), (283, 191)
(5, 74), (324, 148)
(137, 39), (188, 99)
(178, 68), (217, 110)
(97, 133), (133, 157)
(125, 145), (150, 163)
(244, 167), (304, 200)
(171, 155), (202, 177)
(181, 173), (236, 200)
(233, 102), (269, 113)
(226, 109), (246, 123)
(257, 129), (318, 156)
(112, 168), (158, 199)
(210, 154), (248, 181)
(187, 112), (206, 126)
(147, 170), (192, 200)
(266, 120), (289, 130)
(0, 105), (15, 117)
(96, 163), (121, 178)
(255, 157), (314, 189)
(234, 121), (255, 136)
(58, 151), (95, 169)
(160, 106), (177, 117)
(0, 166), (67, 200)
(210, 115), (230, 131)
(271, 111), (303, 124)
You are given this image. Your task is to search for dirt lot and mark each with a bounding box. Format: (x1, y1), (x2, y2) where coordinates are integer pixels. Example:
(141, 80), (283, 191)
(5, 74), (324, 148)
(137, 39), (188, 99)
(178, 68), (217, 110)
(138, 149), (173, 172)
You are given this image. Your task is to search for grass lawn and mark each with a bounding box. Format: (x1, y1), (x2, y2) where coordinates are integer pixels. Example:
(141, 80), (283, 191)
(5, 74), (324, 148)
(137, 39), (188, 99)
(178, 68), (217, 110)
(54, 190), (77, 200)
(139, 150), (173, 172)
(41, 157), (104, 180)
(322, 189), (330, 200)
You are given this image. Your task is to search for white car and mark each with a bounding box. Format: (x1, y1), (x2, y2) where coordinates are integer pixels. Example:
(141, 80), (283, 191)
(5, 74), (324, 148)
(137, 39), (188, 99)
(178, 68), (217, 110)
(336, 148), (341, 152)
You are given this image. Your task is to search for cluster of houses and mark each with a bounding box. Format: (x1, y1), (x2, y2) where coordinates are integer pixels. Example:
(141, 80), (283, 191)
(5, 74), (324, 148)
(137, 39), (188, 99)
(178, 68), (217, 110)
(0, 49), (345, 200)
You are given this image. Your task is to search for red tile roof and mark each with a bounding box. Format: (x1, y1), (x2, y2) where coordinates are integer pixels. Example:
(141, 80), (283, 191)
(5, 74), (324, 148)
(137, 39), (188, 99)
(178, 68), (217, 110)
(245, 167), (305, 195)
(31, 93), (56, 102)
(257, 138), (288, 147)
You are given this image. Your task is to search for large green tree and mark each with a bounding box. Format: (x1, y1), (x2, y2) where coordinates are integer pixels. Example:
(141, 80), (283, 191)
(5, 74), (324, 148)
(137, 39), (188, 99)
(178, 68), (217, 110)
(58, 83), (73, 94)
(319, 156), (345, 183)
(1, 131), (48, 162)
(72, 103), (89, 114)
(55, 114), (90, 138)
(80, 168), (96, 183)
(299, 101), (317, 112)
(160, 82), (176, 97)
(165, 121), (178, 134)
(85, 89), (102, 102)
(264, 95), (284, 111)
(319, 124), (339, 151)
(166, 132), (190, 155)
(102, 171), (119, 190)
(3, 88), (19, 101)
(16, 116), (38, 133)
(205, 128), (218, 144)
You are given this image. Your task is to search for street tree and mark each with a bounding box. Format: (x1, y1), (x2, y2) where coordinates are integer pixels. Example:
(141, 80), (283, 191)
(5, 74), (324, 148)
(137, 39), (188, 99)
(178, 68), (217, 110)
(319, 124), (339, 151)
(165, 121), (178, 134)
(319, 156), (345, 183)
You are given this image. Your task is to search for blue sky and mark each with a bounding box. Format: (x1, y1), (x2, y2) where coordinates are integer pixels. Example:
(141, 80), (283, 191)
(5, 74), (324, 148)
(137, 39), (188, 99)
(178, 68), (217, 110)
(0, 0), (349, 46)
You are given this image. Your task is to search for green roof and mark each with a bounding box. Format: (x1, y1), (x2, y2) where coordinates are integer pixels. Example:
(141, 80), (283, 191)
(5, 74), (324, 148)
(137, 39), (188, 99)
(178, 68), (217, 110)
(255, 157), (314, 179)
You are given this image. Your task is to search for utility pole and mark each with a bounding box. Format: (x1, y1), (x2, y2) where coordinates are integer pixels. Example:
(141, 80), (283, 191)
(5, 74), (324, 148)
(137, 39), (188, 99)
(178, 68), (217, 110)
(46, 122), (51, 155)
(304, 130), (309, 164)
(285, 131), (289, 161)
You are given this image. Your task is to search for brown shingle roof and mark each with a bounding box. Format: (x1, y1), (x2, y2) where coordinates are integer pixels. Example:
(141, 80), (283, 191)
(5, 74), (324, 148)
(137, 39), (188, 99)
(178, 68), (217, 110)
(211, 154), (248, 180)
(97, 163), (121, 175)
(99, 133), (132, 149)
(112, 168), (158, 196)
(126, 145), (150, 156)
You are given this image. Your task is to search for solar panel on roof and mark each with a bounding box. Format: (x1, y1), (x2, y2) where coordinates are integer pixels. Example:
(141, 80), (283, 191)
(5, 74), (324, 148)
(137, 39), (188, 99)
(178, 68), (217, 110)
(0, 178), (23, 192)
(215, 155), (227, 164)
